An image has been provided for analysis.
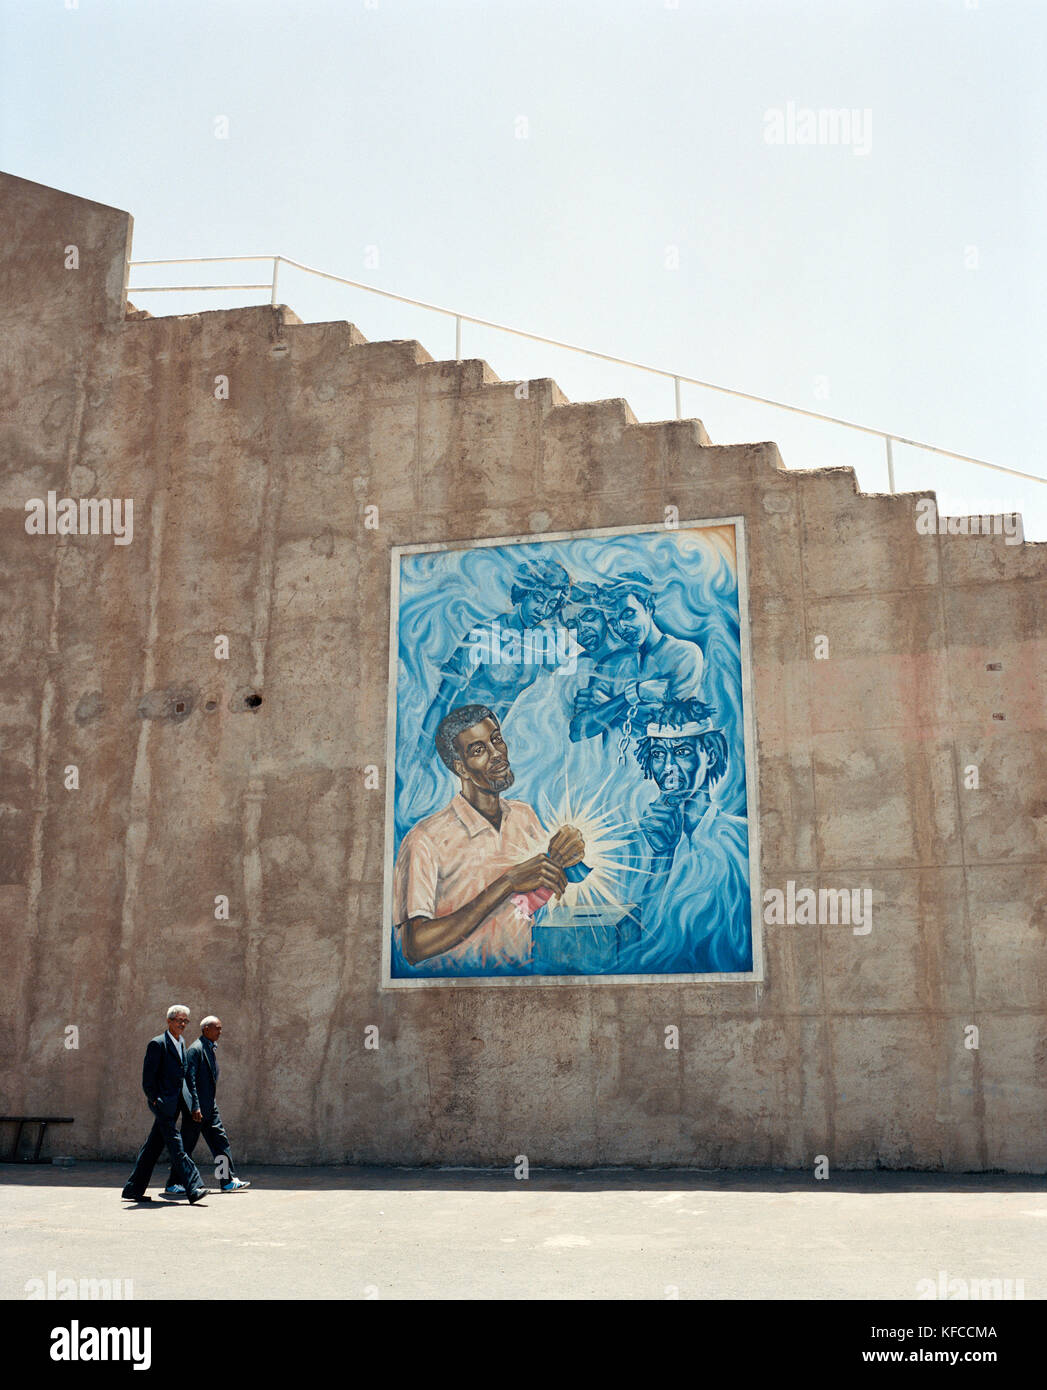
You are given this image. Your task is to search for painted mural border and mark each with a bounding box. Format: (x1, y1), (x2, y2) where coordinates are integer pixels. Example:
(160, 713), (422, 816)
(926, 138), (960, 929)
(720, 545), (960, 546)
(379, 515), (765, 990)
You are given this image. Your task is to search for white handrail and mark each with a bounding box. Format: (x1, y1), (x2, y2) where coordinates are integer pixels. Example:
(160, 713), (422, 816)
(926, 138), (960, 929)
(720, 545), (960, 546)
(132, 284), (272, 292)
(127, 254), (1046, 492)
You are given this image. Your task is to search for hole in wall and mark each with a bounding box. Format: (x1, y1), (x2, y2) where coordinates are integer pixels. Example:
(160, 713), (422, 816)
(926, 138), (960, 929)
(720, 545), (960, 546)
(231, 686), (264, 713)
(175, 702), (186, 714)
(205, 700), (217, 712)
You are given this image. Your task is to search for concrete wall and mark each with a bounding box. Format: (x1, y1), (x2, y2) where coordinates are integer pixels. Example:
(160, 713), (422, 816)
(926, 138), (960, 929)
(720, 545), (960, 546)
(2, 171), (1045, 1170)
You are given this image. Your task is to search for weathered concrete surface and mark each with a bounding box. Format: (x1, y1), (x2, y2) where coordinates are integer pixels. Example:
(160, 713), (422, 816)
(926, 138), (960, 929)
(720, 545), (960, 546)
(1, 1164), (1044, 1301)
(2, 172), (1045, 1171)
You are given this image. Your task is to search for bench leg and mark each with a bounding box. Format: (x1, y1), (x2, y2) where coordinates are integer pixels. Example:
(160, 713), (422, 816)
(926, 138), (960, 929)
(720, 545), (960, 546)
(33, 1122), (48, 1162)
(12, 1120), (25, 1162)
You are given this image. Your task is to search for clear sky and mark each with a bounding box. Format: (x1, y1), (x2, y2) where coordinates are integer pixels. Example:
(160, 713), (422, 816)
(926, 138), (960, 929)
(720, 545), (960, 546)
(2, 0), (1044, 534)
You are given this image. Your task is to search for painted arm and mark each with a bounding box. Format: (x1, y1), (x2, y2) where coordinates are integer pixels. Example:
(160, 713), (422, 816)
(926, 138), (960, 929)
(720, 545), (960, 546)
(402, 854), (568, 965)
(639, 799), (684, 878)
(569, 678), (670, 742)
(420, 675), (468, 745)
(401, 828), (584, 965)
(666, 643), (704, 700)
(569, 689), (631, 742)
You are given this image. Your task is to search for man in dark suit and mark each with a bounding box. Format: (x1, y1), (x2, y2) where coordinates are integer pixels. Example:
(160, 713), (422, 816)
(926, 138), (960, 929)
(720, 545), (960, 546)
(121, 1005), (207, 1204)
(165, 1016), (250, 1194)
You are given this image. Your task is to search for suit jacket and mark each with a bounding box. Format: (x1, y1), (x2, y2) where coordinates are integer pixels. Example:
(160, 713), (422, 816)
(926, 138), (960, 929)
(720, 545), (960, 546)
(184, 1036), (219, 1116)
(141, 1032), (198, 1117)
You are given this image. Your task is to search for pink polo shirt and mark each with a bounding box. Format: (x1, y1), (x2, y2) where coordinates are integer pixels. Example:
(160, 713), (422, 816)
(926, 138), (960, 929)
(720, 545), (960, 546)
(394, 793), (547, 972)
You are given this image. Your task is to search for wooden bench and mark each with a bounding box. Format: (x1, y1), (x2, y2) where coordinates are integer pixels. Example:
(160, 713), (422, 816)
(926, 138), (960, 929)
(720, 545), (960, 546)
(0, 1116), (74, 1162)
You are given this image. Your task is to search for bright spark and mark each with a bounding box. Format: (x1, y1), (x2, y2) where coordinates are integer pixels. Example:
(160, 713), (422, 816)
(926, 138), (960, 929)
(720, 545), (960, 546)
(518, 770), (651, 930)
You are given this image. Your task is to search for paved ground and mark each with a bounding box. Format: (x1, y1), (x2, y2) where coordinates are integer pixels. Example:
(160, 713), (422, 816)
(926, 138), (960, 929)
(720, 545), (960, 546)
(2, 1164), (1045, 1300)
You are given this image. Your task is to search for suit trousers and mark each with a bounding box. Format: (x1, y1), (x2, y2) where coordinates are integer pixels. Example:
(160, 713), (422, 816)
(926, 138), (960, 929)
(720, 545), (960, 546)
(168, 1106), (236, 1185)
(125, 1104), (203, 1196)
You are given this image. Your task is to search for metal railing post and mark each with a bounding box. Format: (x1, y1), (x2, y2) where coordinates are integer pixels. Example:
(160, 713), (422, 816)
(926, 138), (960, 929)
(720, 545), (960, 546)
(123, 254), (1047, 494)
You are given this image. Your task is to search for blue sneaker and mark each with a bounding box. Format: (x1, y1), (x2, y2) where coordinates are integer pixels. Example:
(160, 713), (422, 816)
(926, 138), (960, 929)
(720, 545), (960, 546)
(162, 1184), (186, 1197)
(221, 1178), (251, 1192)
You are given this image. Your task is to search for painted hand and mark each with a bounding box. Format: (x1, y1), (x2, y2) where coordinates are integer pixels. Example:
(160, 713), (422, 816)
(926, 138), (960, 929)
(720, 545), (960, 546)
(504, 853), (568, 898)
(547, 825), (585, 868)
(639, 801), (684, 855)
(573, 684), (610, 712)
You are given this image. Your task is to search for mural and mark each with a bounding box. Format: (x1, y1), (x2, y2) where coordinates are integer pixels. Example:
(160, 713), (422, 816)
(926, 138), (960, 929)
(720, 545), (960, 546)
(382, 520), (761, 985)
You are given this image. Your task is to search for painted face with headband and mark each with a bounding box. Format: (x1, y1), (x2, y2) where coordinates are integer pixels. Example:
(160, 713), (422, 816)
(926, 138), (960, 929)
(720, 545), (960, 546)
(644, 721), (709, 797)
(635, 700), (727, 800)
